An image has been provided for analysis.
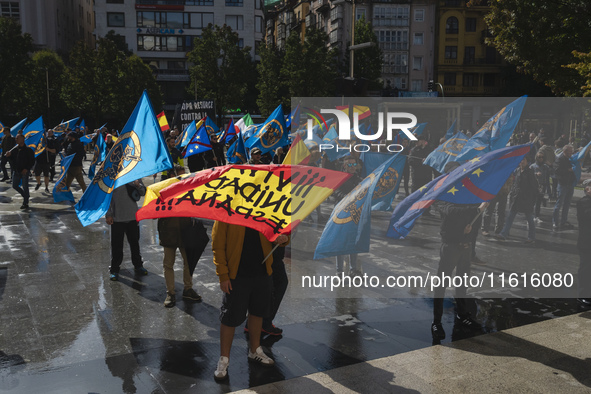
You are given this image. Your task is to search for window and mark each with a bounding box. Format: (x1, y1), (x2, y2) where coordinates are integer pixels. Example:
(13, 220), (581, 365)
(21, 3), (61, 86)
(137, 35), (191, 52)
(107, 12), (125, 27)
(377, 29), (408, 50)
(238, 38), (244, 49)
(413, 32), (424, 45)
(463, 73), (477, 87)
(445, 46), (457, 59)
(393, 77), (407, 90)
(186, 0), (214, 5)
(373, 6), (409, 27)
(331, 6), (342, 22)
(329, 29), (338, 44)
(483, 73), (496, 87)
(414, 9), (424, 22)
(444, 72), (456, 86)
(446, 16), (458, 34)
(464, 46), (475, 64)
(383, 53), (408, 74)
(190, 13), (214, 29)
(255, 15), (263, 33)
(413, 56), (423, 70)
(167, 61), (185, 70)
(225, 15), (244, 31)
(226, 0), (243, 6)
(465, 17), (476, 32)
(166, 12), (183, 29)
(485, 47), (497, 64)
(356, 8), (366, 21)
(411, 79), (422, 91)
(0, 1), (19, 18)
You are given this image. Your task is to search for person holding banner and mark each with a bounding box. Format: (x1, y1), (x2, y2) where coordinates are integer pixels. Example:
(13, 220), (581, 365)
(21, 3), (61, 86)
(212, 221), (289, 381)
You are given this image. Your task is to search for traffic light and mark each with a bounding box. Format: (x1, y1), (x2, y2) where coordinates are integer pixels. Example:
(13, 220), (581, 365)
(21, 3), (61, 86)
(428, 80), (434, 92)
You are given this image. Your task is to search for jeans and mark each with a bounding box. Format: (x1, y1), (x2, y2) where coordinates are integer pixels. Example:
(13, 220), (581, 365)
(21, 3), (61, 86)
(500, 209), (535, 240)
(553, 183), (574, 226)
(12, 170), (29, 204)
(110, 220), (143, 274)
(482, 193), (507, 234)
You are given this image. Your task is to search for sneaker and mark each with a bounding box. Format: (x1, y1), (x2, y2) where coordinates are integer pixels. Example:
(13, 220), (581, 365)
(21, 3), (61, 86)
(248, 346), (275, 366)
(533, 217), (542, 224)
(109, 273), (118, 281)
(20, 203), (28, 210)
(524, 239), (535, 244)
(182, 288), (202, 302)
(214, 356), (229, 381)
(431, 322), (445, 340)
(577, 298), (591, 307)
(456, 315), (482, 331)
(164, 293), (176, 308)
(35, 183), (41, 191)
(262, 324), (283, 336)
(134, 266), (148, 275)
(0, 176), (8, 182)
(471, 256), (486, 265)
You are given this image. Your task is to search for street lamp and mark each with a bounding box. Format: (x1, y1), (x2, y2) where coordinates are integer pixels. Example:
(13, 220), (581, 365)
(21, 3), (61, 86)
(45, 68), (51, 125)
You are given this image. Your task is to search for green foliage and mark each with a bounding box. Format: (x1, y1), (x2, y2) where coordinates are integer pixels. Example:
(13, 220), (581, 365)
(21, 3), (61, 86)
(566, 51), (591, 97)
(485, 0), (591, 95)
(352, 16), (383, 90)
(256, 44), (288, 116)
(0, 17), (33, 120)
(187, 25), (252, 123)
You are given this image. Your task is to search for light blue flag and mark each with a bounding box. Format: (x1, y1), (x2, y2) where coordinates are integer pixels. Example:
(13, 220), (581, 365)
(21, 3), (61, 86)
(53, 153), (76, 203)
(204, 116), (219, 136)
(80, 132), (95, 145)
(11, 118), (27, 137)
(245, 104), (289, 154)
(370, 153), (406, 211)
(444, 120), (457, 141)
(424, 131), (469, 174)
(314, 153), (407, 258)
(571, 139), (591, 185)
(286, 104), (300, 129)
(53, 117), (80, 136)
(79, 119), (87, 134)
(75, 91), (174, 226)
(183, 123), (212, 158)
(242, 124), (259, 141)
(23, 116), (45, 157)
(226, 129), (248, 164)
(177, 120), (197, 148)
(89, 132), (107, 181)
(400, 122), (428, 140)
(456, 96), (527, 163)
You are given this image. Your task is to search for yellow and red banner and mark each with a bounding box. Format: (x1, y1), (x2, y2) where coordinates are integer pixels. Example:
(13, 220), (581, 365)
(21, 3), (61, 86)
(136, 164), (351, 242)
(157, 111), (170, 132)
(283, 133), (310, 165)
(336, 105), (371, 120)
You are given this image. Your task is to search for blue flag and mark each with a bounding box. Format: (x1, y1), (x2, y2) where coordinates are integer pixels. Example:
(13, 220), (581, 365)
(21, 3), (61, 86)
(53, 117), (80, 136)
(456, 96), (527, 163)
(204, 116), (219, 136)
(571, 139), (591, 185)
(183, 123), (212, 158)
(314, 153), (407, 258)
(224, 118), (238, 144)
(246, 104), (289, 154)
(11, 118), (27, 137)
(75, 91), (174, 226)
(80, 132), (95, 145)
(79, 119), (87, 134)
(370, 153), (407, 211)
(89, 132), (107, 181)
(444, 120), (457, 141)
(387, 144), (532, 239)
(53, 153), (76, 203)
(424, 131), (469, 174)
(226, 130), (248, 164)
(178, 120), (198, 148)
(23, 116), (45, 157)
(287, 104), (300, 129)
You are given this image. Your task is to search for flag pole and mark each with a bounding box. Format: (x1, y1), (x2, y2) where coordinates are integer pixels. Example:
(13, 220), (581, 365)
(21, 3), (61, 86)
(261, 244), (280, 264)
(470, 210), (484, 226)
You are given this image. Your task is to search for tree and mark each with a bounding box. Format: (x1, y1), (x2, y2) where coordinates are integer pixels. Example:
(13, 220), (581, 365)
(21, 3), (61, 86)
(350, 16), (383, 91)
(0, 17), (33, 121)
(483, 0), (591, 95)
(187, 25), (252, 124)
(256, 44), (288, 116)
(281, 28), (338, 98)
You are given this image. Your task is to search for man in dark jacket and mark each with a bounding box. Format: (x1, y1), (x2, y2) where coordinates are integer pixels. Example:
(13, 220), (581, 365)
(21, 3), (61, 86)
(1, 127), (16, 182)
(431, 200), (489, 340)
(497, 158), (538, 243)
(64, 132), (87, 193)
(576, 179), (591, 307)
(6, 134), (35, 209)
(552, 144), (575, 230)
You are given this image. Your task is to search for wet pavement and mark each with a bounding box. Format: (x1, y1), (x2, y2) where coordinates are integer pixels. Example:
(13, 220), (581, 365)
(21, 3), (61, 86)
(0, 165), (589, 393)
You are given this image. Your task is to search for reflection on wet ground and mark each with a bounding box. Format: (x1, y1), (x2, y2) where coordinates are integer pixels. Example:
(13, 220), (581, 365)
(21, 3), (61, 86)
(0, 184), (587, 393)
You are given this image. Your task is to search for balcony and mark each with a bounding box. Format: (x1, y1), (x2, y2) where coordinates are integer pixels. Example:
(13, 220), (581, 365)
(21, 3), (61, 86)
(443, 58), (458, 64)
(135, 0), (185, 10)
(317, 0), (330, 12)
(463, 57), (502, 66)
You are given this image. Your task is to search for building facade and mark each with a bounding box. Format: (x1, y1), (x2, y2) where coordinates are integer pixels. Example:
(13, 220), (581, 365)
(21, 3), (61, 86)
(1, 0), (95, 53)
(93, 0), (265, 109)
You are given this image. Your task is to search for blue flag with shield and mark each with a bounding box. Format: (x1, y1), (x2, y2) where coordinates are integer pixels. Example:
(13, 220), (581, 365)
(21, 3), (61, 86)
(75, 91), (173, 226)
(23, 116), (45, 157)
(423, 131), (468, 174)
(53, 153), (76, 203)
